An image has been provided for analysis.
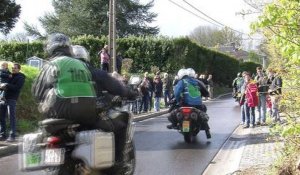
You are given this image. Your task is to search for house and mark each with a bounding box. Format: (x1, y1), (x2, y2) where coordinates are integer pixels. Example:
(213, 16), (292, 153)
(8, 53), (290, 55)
(26, 56), (44, 69)
(213, 43), (250, 62)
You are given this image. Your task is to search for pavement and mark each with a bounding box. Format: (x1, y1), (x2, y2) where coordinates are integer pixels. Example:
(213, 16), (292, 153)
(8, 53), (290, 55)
(203, 123), (283, 175)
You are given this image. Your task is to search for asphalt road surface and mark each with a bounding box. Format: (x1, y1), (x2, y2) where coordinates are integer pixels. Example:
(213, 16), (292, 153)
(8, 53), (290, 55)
(133, 97), (240, 175)
(0, 97), (240, 175)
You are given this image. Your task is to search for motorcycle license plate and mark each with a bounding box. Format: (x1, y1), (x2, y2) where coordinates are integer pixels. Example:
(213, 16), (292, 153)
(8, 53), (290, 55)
(44, 148), (65, 165)
(23, 152), (43, 168)
(182, 121), (190, 132)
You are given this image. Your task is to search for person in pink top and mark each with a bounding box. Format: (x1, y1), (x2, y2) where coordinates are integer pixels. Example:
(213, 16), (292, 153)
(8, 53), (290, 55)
(241, 71), (259, 128)
(98, 45), (110, 72)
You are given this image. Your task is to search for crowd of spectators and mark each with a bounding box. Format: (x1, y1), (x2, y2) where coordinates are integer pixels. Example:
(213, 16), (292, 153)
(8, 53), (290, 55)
(237, 67), (282, 128)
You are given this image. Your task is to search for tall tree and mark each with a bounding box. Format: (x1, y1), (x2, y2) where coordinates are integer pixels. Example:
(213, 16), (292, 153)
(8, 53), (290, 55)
(189, 26), (243, 47)
(0, 0), (21, 35)
(26, 0), (158, 37)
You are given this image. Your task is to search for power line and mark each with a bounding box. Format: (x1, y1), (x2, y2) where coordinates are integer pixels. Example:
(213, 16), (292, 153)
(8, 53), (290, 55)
(168, 0), (223, 28)
(168, 0), (262, 41)
(182, 0), (248, 36)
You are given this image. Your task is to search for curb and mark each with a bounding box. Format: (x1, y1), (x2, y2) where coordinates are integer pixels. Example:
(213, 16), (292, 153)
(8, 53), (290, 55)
(0, 110), (169, 158)
(202, 124), (242, 175)
(133, 109), (169, 122)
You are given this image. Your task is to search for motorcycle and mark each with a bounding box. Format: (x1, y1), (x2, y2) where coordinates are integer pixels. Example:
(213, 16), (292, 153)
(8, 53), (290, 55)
(169, 99), (209, 143)
(19, 79), (140, 175)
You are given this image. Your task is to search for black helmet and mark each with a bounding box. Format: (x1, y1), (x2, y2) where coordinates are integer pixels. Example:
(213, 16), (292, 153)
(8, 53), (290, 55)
(45, 33), (71, 55)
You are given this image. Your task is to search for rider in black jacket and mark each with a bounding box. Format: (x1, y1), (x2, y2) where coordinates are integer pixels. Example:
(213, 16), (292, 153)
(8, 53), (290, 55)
(32, 34), (136, 174)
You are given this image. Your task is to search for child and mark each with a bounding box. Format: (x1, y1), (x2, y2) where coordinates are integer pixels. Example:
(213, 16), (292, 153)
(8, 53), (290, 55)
(0, 62), (11, 99)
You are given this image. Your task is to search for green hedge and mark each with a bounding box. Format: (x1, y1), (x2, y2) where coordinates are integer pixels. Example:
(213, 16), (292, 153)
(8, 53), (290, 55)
(0, 36), (239, 86)
(239, 62), (262, 76)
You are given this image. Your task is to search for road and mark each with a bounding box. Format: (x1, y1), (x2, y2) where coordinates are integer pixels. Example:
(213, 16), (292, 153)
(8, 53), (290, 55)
(134, 97), (240, 175)
(0, 97), (240, 175)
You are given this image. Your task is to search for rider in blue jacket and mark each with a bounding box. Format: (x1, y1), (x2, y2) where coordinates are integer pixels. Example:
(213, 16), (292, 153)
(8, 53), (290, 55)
(167, 68), (211, 138)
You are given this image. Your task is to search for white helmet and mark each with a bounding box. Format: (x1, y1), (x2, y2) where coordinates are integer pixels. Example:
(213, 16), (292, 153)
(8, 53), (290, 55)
(72, 45), (90, 62)
(45, 33), (71, 55)
(186, 68), (196, 77)
(177, 68), (188, 79)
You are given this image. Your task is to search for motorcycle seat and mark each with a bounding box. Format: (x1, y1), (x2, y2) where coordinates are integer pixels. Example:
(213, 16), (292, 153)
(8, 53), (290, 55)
(40, 118), (73, 126)
(39, 119), (74, 133)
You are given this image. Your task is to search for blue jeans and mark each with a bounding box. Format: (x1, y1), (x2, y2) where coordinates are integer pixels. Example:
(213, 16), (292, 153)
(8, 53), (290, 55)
(139, 94), (149, 112)
(0, 99), (17, 138)
(241, 104), (245, 124)
(163, 90), (171, 107)
(154, 97), (161, 112)
(244, 103), (255, 126)
(256, 94), (267, 123)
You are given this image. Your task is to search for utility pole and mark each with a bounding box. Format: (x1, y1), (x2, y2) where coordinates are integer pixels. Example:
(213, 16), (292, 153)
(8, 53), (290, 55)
(108, 0), (116, 72)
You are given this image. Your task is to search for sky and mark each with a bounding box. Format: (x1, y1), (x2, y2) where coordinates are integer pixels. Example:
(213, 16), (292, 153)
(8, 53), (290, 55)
(4, 0), (261, 48)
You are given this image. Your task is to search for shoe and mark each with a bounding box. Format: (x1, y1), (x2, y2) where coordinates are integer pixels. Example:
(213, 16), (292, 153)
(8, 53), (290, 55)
(6, 137), (15, 142)
(167, 124), (178, 129)
(261, 122), (267, 126)
(243, 125), (249, 128)
(256, 121), (261, 125)
(250, 124), (255, 128)
(240, 122), (245, 125)
(0, 135), (7, 141)
(205, 130), (211, 139)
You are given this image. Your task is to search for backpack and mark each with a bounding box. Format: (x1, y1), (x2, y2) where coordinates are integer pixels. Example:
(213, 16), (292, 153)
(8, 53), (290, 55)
(183, 79), (201, 98)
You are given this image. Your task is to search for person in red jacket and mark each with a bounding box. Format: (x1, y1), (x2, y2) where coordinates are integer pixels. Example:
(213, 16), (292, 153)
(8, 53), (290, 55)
(241, 71), (258, 128)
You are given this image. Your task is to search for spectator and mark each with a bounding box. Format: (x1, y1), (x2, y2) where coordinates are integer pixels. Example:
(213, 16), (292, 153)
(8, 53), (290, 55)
(144, 72), (154, 111)
(268, 69), (282, 123)
(98, 45), (110, 72)
(0, 62), (11, 99)
(241, 71), (258, 128)
(254, 67), (269, 125)
(0, 63), (25, 142)
(116, 52), (123, 74)
(162, 73), (172, 108)
(138, 79), (150, 113)
(207, 74), (214, 99)
(153, 73), (163, 112)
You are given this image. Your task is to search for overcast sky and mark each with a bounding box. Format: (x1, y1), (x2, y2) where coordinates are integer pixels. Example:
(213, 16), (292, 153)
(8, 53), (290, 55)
(4, 0), (260, 48)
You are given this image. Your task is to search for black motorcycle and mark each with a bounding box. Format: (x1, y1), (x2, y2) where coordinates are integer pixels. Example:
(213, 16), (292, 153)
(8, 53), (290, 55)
(19, 102), (135, 175)
(168, 99), (209, 143)
(19, 77), (141, 175)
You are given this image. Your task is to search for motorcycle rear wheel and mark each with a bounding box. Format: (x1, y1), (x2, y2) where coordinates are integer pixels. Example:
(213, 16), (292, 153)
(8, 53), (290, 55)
(183, 132), (193, 143)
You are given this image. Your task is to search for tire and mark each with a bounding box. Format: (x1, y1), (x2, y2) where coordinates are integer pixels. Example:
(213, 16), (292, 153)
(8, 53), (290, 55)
(45, 155), (97, 175)
(183, 132), (192, 143)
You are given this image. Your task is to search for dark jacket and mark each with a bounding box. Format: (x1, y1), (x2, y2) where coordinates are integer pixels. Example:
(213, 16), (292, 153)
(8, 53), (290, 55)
(153, 78), (163, 97)
(0, 69), (11, 83)
(5, 72), (25, 100)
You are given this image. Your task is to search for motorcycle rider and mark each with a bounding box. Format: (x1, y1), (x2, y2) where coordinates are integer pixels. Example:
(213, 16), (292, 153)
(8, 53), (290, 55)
(167, 68), (211, 139)
(232, 72), (244, 100)
(32, 34), (137, 174)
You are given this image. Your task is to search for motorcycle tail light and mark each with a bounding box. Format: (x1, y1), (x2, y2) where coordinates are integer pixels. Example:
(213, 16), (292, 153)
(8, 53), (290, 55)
(47, 136), (61, 147)
(181, 108), (191, 114)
